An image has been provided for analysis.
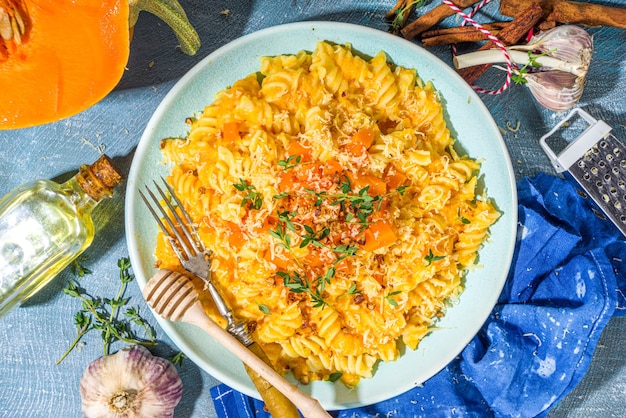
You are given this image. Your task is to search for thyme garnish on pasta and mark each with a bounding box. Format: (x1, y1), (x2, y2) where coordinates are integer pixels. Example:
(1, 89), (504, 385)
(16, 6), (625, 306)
(277, 154), (304, 170)
(385, 291), (402, 306)
(277, 270), (328, 309)
(233, 178), (263, 210)
(424, 249), (445, 266)
(457, 208), (471, 225)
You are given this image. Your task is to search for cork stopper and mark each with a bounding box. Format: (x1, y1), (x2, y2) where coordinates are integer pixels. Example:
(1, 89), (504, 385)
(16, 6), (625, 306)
(76, 154), (123, 201)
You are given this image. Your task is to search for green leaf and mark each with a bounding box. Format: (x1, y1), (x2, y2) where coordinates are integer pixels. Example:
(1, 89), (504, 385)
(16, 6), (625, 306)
(257, 303), (271, 315)
(328, 372), (343, 382)
(168, 351), (187, 367)
(71, 260), (92, 278)
(424, 249), (445, 266)
(386, 291), (401, 306)
(277, 155), (302, 170)
(457, 208), (471, 224)
(346, 283), (361, 296)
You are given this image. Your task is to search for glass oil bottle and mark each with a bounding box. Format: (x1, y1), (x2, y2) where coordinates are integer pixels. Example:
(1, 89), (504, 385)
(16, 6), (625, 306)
(0, 154), (122, 318)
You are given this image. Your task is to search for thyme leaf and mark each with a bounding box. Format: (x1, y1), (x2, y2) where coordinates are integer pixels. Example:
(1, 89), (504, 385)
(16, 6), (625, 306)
(424, 249), (445, 266)
(234, 178), (263, 210)
(71, 259), (92, 278)
(168, 351), (187, 367)
(328, 371), (343, 382)
(257, 303), (271, 315)
(346, 283), (361, 296)
(386, 290), (401, 306)
(457, 208), (471, 224)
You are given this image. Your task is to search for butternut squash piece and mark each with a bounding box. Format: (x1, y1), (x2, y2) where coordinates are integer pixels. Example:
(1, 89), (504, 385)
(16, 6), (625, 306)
(0, 0), (200, 130)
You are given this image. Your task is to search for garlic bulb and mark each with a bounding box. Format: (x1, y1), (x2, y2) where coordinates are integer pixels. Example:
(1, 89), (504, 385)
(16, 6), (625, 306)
(80, 345), (183, 418)
(521, 70), (585, 112)
(453, 25), (593, 111)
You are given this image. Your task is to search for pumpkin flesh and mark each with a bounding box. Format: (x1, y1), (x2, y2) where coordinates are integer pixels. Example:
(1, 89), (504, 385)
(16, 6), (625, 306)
(0, 0), (130, 129)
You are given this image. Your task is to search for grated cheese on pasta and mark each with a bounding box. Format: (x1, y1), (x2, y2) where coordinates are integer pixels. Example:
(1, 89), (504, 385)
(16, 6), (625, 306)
(155, 41), (500, 387)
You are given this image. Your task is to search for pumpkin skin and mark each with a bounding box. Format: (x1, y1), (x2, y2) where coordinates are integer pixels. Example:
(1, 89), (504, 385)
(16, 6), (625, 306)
(0, 0), (130, 130)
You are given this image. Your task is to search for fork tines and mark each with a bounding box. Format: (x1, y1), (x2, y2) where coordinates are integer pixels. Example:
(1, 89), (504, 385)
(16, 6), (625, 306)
(139, 177), (205, 261)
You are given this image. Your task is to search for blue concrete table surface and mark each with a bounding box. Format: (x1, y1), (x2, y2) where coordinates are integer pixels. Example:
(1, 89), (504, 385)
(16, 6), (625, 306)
(1, 1), (624, 417)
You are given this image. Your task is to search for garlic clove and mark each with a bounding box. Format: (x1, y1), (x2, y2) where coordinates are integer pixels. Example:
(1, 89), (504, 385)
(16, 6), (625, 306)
(523, 70), (585, 112)
(80, 345), (183, 418)
(520, 25), (593, 63)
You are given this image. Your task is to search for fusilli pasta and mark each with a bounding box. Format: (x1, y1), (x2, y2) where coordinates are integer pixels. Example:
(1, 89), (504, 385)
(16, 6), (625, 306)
(155, 41), (500, 387)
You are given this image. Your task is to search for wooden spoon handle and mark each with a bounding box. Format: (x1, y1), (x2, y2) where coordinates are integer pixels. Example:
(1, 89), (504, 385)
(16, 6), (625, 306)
(182, 302), (330, 418)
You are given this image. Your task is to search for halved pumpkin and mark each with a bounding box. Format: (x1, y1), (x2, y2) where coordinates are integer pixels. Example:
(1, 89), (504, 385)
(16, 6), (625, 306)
(0, 0), (199, 130)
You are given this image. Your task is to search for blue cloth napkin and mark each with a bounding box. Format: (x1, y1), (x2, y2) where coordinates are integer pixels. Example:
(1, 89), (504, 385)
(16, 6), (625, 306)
(210, 173), (626, 417)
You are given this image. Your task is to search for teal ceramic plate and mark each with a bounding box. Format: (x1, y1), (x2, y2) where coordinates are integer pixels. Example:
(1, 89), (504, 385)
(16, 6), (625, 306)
(125, 21), (517, 410)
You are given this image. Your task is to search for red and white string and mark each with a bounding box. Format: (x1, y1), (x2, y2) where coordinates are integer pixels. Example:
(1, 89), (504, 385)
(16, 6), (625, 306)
(442, 0), (513, 95)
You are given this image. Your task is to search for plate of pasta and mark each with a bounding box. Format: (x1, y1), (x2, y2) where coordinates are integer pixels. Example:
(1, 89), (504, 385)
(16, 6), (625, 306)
(125, 21), (517, 409)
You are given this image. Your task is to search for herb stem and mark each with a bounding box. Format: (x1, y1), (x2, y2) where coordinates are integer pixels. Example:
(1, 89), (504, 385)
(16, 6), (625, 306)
(55, 321), (90, 365)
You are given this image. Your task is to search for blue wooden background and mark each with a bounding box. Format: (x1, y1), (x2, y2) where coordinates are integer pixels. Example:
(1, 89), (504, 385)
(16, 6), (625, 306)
(0, 1), (624, 416)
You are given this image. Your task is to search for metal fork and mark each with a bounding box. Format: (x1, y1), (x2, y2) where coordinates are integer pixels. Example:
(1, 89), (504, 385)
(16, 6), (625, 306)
(141, 178), (306, 417)
(139, 177), (252, 346)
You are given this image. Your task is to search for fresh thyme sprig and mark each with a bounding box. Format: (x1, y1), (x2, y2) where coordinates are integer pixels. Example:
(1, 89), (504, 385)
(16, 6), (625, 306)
(233, 178), (263, 210)
(424, 249), (445, 267)
(57, 257), (157, 364)
(300, 225), (331, 248)
(277, 155), (303, 170)
(277, 270), (328, 308)
(270, 221), (359, 308)
(269, 222), (293, 251)
(270, 211), (358, 265)
(333, 244), (359, 263)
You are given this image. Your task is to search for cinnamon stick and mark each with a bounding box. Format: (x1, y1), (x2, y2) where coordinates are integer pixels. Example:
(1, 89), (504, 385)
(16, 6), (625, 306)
(401, 0), (481, 39)
(500, 0), (626, 28)
(456, 2), (544, 84)
(423, 32), (498, 47)
(548, 1), (626, 28)
(500, 0), (560, 17)
(421, 22), (508, 47)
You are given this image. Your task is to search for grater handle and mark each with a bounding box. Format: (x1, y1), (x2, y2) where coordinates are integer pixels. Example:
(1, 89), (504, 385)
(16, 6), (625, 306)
(539, 108), (612, 173)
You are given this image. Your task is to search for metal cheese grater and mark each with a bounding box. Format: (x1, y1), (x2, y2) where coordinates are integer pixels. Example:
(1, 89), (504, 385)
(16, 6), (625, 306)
(540, 108), (626, 237)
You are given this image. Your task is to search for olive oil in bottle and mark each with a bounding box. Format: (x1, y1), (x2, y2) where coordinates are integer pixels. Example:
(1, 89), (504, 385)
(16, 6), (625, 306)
(0, 155), (122, 318)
